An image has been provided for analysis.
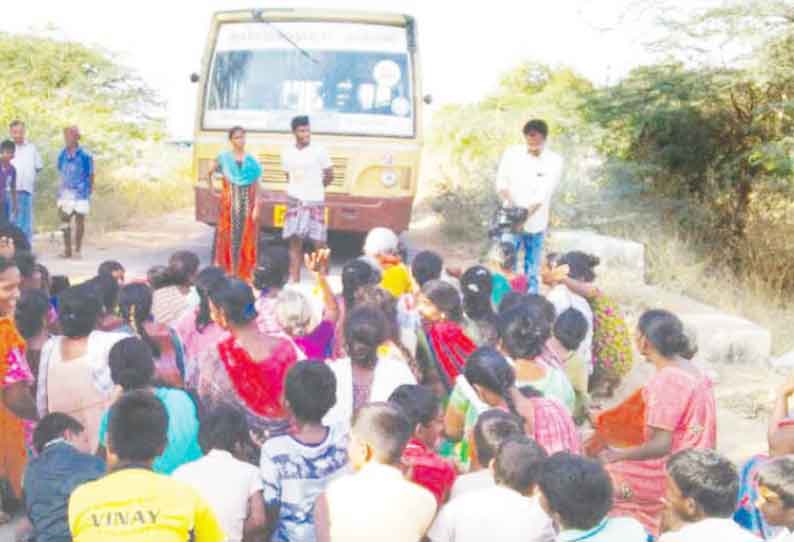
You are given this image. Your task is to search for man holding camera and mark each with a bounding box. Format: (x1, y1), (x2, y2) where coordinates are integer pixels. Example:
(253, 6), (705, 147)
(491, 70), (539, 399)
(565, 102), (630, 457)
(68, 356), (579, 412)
(495, 119), (563, 294)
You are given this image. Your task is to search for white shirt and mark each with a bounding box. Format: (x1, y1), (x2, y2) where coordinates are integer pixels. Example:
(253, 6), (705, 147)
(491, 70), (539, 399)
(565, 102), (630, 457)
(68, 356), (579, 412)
(429, 485), (554, 542)
(496, 145), (563, 233)
(449, 469), (495, 500)
(658, 518), (763, 542)
(546, 284), (594, 372)
(325, 462), (437, 542)
(172, 449), (263, 542)
(281, 143), (332, 203)
(558, 517), (647, 542)
(322, 356), (417, 434)
(10, 140), (43, 193)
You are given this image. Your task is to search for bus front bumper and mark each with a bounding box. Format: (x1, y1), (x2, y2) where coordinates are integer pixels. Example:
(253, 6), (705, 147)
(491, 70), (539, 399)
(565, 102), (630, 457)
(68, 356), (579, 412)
(195, 186), (414, 234)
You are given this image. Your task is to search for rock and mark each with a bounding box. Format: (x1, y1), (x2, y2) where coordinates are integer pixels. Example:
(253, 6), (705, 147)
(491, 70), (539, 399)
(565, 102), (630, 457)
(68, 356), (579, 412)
(679, 313), (772, 366)
(548, 229), (645, 281)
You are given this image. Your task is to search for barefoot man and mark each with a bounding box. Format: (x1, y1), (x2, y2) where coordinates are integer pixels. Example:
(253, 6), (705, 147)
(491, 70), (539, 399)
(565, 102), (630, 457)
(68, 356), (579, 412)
(280, 116), (333, 282)
(56, 126), (93, 259)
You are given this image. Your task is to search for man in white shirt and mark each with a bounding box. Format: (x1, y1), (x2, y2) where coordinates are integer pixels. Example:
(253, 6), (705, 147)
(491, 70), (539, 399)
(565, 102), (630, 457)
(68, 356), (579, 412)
(538, 452), (647, 542)
(429, 436), (555, 542)
(280, 116), (334, 283)
(496, 119), (563, 293)
(9, 120), (43, 241)
(658, 449), (762, 542)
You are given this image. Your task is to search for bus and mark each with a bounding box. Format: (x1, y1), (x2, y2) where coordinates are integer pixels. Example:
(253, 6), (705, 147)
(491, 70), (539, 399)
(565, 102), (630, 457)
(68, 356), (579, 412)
(191, 8), (427, 237)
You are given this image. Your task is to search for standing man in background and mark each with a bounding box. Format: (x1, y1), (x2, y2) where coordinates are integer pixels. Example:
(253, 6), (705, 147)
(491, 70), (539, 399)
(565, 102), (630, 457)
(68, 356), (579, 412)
(9, 120), (43, 241)
(281, 116), (333, 282)
(57, 125), (93, 259)
(496, 119), (563, 294)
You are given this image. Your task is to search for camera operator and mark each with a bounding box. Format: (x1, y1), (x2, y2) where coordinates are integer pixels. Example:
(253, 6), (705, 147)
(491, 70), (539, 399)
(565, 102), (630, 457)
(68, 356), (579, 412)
(495, 119), (563, 293)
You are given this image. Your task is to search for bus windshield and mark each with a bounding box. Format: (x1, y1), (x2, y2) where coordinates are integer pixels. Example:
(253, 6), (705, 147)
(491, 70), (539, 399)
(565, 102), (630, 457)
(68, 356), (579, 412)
(204, 21), (415, 137)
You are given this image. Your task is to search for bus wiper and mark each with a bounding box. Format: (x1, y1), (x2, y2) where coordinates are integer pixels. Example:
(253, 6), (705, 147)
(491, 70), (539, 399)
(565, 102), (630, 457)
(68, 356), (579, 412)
(253, 9), (319, 64)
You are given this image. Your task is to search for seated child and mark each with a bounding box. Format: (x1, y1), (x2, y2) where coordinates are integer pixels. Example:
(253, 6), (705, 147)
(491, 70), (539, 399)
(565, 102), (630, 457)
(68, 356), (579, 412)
(546, 308), (591, 423)
(428, 436), (554, 542)
(756, 456), (794, 541)
(315, 402), (437, 542)
(260, 361), (349, 542)
(389, 384), (457, 505)
(734, 377), (794, 539)
(538, 452), (647, 541)
(488, 241), (528, 298)
(450, 409), (524, 500)
(659, 449), (761, 541)
(173, 406), (265, 542)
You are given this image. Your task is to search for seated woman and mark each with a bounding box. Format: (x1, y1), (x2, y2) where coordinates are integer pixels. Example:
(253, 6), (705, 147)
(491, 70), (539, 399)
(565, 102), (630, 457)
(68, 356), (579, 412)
(499, 303), (576, 413)
(444, 346), (580, 471)
(197, 279), (299, 446)
(459, 265), (499, 348)
(415, 280), (477, 396)
(36, 285), (126, 453)
(362, 227), (412, 298)
(547, 252), (634, 397)
(172, 266), (228, 389)
(15, 288), (51, 381)
(332, 259), (381, 359)
(353, 284), (419, 380)
(323, 305), (416, 433)
(151, 251), (201, 326)
(545, 308), (591, 424)
(119, 283), (186, 388)
(254, 245), (291, 335)
(595, 309), (717, 537)
(275, 250), (338, 359)
(84, 273), (123, 332)
(98, 337), (202, 474)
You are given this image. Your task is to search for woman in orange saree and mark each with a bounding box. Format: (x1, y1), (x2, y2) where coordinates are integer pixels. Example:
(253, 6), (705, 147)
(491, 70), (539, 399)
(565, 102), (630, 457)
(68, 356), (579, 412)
(212, 126), (262, 282)
(0, 256), (36, 520)
(592, 310), (717, 538)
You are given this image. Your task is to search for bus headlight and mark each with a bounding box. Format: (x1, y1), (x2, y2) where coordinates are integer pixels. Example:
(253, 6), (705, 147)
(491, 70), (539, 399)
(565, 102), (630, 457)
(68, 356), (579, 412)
(381, 170), (398, 187)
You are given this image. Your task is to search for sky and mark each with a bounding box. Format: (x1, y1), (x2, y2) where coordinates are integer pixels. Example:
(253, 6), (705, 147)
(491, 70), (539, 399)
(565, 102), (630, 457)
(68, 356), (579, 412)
(1, 0), (722, 139)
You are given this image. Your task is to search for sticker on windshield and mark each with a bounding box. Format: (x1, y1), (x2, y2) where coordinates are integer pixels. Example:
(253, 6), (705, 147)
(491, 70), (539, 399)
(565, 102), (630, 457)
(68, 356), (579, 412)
(373, 60), (401, 88)
(391, 97), (410, 117)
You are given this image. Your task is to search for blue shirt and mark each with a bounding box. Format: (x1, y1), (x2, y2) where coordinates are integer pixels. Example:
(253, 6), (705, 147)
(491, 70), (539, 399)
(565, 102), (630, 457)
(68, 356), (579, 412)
(57, 146), (93, 200)
(23, 440), (106, 542)
(99, 387), (203, 474)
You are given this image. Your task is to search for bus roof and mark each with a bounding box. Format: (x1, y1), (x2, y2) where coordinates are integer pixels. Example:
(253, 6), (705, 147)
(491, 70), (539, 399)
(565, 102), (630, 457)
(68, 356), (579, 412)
(211, 8), (413, 27)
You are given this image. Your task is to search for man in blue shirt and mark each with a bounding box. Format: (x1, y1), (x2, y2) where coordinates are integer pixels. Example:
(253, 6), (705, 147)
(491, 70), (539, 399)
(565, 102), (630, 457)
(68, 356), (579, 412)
(56, 126), (93, 259)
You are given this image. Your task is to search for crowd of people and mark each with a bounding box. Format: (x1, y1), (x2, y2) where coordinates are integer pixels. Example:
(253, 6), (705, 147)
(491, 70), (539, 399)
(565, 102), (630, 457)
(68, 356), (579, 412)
(0, 113), (791, 542)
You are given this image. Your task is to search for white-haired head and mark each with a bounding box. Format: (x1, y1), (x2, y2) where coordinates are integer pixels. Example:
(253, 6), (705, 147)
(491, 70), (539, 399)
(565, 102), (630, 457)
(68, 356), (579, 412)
(275, 289), (313, 337)
(363, 227), (399, 258)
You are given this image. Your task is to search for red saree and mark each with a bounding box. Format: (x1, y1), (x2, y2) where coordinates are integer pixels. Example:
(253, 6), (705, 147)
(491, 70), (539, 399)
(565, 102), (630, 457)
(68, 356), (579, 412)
(424, 320), (477, 393)
(214, 178), (258, 282)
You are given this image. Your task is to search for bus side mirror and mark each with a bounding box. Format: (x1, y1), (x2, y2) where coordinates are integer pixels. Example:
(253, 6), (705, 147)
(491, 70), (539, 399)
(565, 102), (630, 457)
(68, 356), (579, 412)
(423, 94), (433, 105)
(190, 73), (200, 83)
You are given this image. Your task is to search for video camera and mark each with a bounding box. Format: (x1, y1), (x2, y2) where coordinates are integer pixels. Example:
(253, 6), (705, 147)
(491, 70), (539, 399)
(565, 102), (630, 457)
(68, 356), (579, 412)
(488, 205), (529, 241)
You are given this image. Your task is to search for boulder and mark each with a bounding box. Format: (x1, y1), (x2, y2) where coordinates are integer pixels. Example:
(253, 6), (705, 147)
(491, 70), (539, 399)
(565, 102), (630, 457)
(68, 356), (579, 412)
(549, 229), (645, 280)
(679, 312), (772, 366)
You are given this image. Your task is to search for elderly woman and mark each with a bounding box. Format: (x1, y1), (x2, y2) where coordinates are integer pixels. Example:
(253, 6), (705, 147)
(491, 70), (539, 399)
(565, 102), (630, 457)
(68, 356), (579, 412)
(363, 227), (412, 298)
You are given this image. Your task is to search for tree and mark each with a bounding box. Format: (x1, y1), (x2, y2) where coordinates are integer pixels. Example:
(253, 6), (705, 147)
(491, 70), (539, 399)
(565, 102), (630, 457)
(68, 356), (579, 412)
(0, 31), (164, 227)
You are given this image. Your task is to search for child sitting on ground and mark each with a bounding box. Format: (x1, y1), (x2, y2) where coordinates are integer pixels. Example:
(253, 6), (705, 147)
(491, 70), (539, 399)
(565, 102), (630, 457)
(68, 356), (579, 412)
(428, 436), (554, 542)
(756, 456), (794, 541)
(254, 245), (291, 335)
(260, 361), (350, 542)
(389, 384), (457, 505)
(538, 452), (647, 541)
(315, 402), (437, 542)
(545, 308), (591, 424)
(488, 242), (528, 300)
(734, 375), (794, 539)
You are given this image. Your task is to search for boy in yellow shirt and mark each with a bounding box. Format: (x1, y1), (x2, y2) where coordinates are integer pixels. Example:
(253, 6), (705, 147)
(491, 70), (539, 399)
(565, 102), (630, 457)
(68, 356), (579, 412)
(68, 390), (225, 542)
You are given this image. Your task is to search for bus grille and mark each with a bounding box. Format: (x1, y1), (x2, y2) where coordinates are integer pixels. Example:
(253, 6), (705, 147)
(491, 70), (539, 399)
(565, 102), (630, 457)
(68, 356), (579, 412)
(258, 153), (347, 188)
